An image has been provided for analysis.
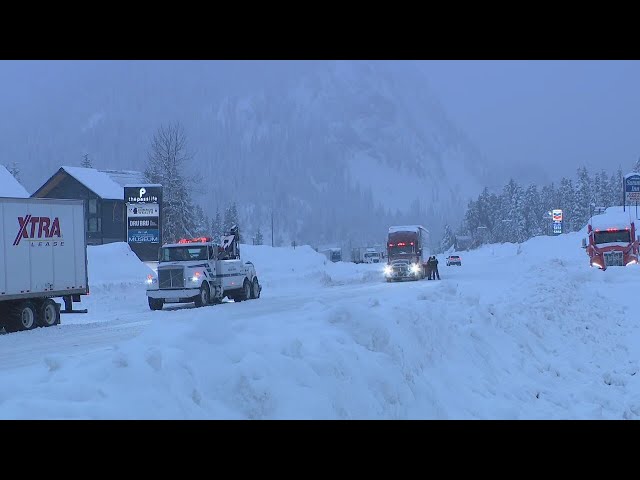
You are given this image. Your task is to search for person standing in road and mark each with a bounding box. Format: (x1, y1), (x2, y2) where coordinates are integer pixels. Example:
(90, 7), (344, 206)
(432, 255), (440, 280)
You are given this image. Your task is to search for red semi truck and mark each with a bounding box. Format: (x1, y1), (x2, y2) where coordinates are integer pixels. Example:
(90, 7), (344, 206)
(384, 225), (431, 281)
(582, 210), (639, 270)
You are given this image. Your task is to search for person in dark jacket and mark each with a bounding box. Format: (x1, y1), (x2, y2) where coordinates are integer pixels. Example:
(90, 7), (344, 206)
(426, 256), (434, 280)
(431, 256), (440, 280)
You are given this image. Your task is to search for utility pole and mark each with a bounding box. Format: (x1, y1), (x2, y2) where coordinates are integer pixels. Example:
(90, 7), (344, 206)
(271, 210), (274, 247)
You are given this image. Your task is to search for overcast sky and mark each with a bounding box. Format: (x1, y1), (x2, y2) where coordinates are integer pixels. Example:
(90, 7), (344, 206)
(2, 60), (639, 189)
(419, 60), (640, 184)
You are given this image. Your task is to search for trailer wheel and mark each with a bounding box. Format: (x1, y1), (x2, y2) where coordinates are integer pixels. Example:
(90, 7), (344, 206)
(251, 277), (261, 299)
(5, 301), (38, 333)
(148, 297), (164, 311)
(38, 299), (59, 327)
(194, 283), (210, 307)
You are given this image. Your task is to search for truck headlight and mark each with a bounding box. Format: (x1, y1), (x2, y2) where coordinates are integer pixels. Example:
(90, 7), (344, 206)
(191, 272), (202, 282)
(626, 259), (637, 266)
(410, 263), (421, 274)
(146, 274), (156, 285)
(384, 265), (392, 276)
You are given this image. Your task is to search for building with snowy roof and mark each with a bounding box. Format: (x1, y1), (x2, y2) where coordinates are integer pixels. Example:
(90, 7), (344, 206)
(32, 166), (146, 245)
(0, 165), (29, 198)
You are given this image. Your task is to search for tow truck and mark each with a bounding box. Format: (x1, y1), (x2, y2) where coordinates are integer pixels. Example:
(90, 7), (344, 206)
(146, 225), (261, 310)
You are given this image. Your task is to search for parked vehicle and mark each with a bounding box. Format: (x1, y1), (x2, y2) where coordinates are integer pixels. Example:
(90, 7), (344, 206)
(446, 255), (462, 266)
(0, 197), (88, 333)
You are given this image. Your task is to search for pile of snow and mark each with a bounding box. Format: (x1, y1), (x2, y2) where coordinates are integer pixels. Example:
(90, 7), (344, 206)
(87, 242), (154, 289)
(0, 165), (29, 197)
(240, 244), (384, 290)
(2, 228), (640, 419)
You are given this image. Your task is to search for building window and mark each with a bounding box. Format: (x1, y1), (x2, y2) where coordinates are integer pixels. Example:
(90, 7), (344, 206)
(87, 198), (101, 233)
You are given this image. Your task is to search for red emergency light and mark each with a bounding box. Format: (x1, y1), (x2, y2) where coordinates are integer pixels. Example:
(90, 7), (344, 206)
(397, 242), (406, 246)
(177, 237), (212, 244)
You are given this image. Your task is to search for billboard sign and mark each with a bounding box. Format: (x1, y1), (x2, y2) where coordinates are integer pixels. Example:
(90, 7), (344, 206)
(125, 184), (162, 262)
(624, 174), (640, 203)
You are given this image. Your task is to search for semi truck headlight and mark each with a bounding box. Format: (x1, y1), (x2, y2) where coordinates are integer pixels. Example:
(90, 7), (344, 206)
(410, 263), (421, 274)
(626, 259), (637, 266)
(191, 272), (202, 282)
(384, 265), (392, 276)
(146, 274), (156, 285)
(591, 262), (603, 269)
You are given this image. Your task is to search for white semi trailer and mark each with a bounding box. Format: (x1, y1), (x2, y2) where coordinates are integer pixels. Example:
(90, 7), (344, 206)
(0, 197), (88, 333)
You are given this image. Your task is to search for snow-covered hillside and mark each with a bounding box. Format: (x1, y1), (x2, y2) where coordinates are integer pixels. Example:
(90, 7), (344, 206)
(0, 226), (639, 419)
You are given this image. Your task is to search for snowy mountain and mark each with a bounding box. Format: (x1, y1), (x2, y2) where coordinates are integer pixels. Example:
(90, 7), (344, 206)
(2, 61), (493, 246)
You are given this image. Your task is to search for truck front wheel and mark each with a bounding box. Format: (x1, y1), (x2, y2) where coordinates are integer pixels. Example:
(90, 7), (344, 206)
(194, 283), (210, 307)
(148, 297), (164, 311)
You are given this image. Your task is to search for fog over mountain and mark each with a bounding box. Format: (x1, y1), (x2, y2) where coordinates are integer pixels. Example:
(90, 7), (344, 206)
(0, 60), (501, 247)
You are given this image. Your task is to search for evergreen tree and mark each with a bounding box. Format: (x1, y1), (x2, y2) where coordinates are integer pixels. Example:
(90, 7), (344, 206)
(440, 224), (455, 252)
(81, 154), (92, 168)
(610, 167), (624, 207)
(144, 122), (198, 243)
(573, 166), (592, 230)
(523, 184), (543, 238)
(633, 157), (640, 173)
(212, 209), (222, 243)
(254, 228), (264, 245)
(7, 162), (20, 182)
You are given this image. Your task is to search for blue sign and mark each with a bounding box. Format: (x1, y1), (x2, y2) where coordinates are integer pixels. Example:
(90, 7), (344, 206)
(128, 229), (160, 244)
(625, 174), (640, 192)
(552, 221), (562, 235)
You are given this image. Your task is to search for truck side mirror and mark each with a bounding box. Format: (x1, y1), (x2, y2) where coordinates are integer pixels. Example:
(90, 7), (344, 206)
(581, 238), (587, 249)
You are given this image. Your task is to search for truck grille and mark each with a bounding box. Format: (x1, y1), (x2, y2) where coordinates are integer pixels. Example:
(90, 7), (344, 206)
(158, 268), (184, 289)
(391, 260), (410, 276)
(604, 251), (624, 267)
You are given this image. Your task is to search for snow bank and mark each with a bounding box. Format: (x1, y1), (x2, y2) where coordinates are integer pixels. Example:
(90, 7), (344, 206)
(88, 242), (154, 288)
(2, 230), (640, 419)
(240, 244), (385, 290)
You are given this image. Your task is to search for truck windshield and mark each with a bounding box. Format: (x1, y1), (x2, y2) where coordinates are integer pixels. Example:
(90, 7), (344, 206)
(593, 230), (631, 245)
(389, 244), (414, 255)
(160, 246), (208, 262)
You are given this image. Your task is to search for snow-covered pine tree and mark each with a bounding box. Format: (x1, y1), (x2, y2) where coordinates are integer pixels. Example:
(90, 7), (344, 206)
(7, 162), (20, 182)
(193, 205), (209, 237)
(144, 122), (198, 243)
(523, 184), (543, 238)
(212, 209), (222, 243)
(599, 170), (611, 207)
(633, 157), (640, 173)
(558, 177), (576, 231)
(500, 179), (526, 243)
(573, 166), (592, 230)
(440, 224), (455, 252)
(254, 228), (264, 245)
(610, 167), (624, 207)
(81, 154), (92, 168)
